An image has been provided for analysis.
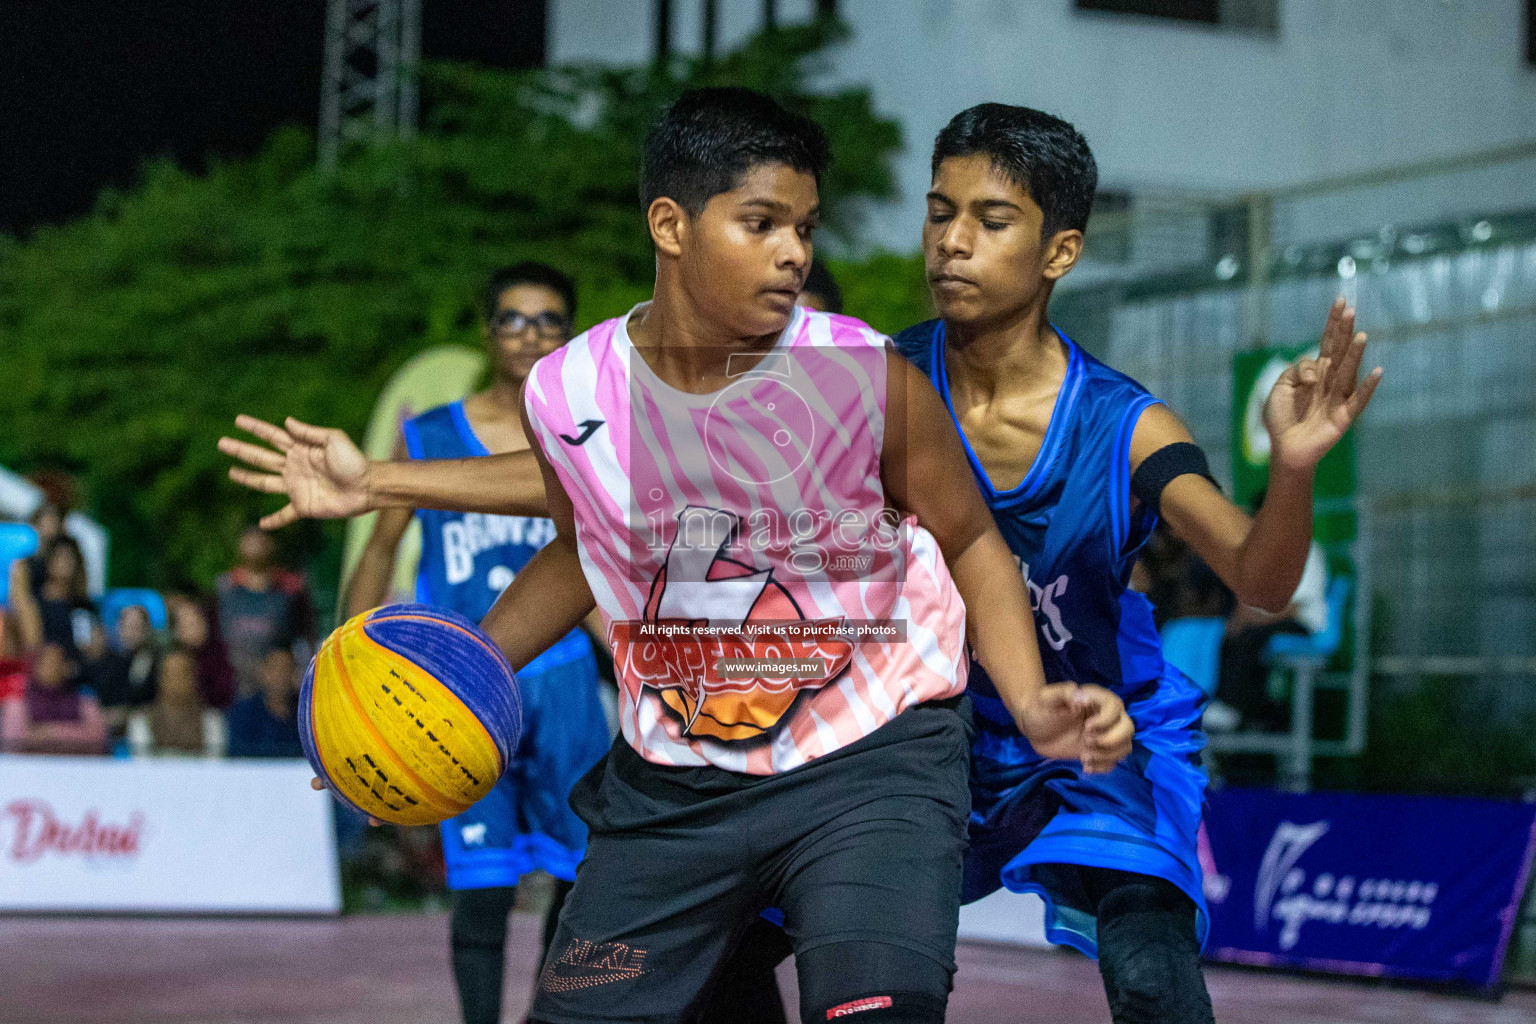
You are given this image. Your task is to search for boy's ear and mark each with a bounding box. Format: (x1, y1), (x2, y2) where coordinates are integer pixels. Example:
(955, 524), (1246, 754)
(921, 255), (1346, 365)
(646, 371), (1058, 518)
(648, 196), (688, 258)
(1042, 228), (1084, 282)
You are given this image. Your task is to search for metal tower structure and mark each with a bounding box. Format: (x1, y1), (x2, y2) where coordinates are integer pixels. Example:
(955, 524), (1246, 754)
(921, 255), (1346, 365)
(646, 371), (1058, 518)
(318, 0), (422, 171)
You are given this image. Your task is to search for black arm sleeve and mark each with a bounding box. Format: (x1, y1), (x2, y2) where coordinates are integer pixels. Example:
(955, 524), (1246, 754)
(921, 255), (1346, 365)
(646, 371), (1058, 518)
(1131, 442), (1218, 515)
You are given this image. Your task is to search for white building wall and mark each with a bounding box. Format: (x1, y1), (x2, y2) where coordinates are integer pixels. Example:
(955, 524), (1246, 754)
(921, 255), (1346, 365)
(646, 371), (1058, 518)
(551, 0), (1536, 252)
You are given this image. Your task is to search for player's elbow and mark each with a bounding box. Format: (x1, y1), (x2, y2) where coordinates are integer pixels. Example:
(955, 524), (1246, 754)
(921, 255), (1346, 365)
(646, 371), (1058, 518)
(1236, 578), (1292, 616)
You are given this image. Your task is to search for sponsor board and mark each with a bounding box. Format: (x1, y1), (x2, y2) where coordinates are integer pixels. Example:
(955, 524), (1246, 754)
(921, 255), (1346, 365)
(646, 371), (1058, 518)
(1202, 788), (1536, 988)
(0, 757), (339, 914)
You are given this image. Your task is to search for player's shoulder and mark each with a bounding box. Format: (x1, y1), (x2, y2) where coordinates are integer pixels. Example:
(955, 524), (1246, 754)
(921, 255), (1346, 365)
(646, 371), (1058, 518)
(527, 315), (627, 390)
(1070, 336), (1156, 404)
(890, 319), (942, 372)
(791, 306), (889, 350)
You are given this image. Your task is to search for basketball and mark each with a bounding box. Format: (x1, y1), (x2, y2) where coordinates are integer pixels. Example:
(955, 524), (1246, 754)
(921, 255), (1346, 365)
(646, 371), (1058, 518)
(299, 604), (521, 827)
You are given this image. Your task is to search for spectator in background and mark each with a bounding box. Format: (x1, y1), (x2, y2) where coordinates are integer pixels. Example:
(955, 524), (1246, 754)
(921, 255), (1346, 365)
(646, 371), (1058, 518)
(93, 603), (161, 738)
(1217, 490), (1330, 732)
(167, 592), (236, 709)
(1, 642), (107, 754)
(126, 644), (226, 758)
(21, 501), (65, 596)
(0, 610), (26, 704)
(227, 647), (304, 759)
(8, 536), (104, 680)
(215, 528), (315, 698)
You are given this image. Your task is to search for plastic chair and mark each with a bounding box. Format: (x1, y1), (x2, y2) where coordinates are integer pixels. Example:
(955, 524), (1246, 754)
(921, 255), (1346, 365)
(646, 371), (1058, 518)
(99, 588), (169, 645)
(1159, 616), (1227, 696)
(1263, 576), (1352, 792)
(0, 523), (39, 606)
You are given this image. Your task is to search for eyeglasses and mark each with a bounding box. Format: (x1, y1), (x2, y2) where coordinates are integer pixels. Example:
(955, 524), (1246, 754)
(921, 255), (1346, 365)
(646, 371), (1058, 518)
(491, 310), (570, 337)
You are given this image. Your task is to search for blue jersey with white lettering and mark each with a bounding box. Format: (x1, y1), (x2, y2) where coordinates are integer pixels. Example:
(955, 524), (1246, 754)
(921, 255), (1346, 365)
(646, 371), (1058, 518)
(401, 400), (562, 625)
(895, 320), (1166, 704)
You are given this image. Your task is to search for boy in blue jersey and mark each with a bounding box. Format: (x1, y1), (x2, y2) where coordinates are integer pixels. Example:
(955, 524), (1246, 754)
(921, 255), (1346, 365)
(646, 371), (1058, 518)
(888, 104), (1381, 1023)
(345, 263), (611, 1024)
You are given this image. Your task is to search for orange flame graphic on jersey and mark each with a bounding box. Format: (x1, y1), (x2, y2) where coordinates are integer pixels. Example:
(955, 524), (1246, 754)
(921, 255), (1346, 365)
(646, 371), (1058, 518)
(609, 506), (854, 742)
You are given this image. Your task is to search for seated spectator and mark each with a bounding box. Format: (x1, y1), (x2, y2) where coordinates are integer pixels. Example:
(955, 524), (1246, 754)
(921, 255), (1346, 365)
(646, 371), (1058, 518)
(227, 647), (305, 759)
(216, 528), (316, 699)
(1217, 491), (1330, 733)
(0, 610), (26, 703)
(126, 647), (226, 758)
(1, 643), (108, 754)
(167, 592), (236, 709)
(9, 536), (104, 681)
(94, 603), (162, 737)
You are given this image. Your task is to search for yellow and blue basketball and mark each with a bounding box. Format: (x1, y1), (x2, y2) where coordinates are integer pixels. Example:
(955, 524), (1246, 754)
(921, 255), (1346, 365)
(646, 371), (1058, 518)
(299, 604), (521, 826)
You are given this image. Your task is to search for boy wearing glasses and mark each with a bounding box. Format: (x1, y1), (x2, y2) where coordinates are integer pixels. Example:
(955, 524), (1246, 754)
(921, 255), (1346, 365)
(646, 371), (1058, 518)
(344, 263), (610, 1024)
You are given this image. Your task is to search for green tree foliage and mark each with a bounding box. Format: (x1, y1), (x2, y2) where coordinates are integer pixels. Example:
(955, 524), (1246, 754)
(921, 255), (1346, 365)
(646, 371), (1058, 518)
(0, 23), (904, 588)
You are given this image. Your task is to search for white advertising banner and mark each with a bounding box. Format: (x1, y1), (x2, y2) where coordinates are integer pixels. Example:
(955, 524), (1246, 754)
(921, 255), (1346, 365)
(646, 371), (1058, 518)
(0, 756), (340, 914)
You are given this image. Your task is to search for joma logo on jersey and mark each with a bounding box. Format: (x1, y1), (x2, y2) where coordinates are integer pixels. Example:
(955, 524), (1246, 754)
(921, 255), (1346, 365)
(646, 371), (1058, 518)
(1017, 557), (1073, 651)
(442, 514), (554, 585)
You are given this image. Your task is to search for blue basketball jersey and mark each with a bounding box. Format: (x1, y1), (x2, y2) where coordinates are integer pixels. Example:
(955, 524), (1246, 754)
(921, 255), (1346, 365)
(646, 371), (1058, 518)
(401, 401), (562, 624)
(895, 320), (1166, 711)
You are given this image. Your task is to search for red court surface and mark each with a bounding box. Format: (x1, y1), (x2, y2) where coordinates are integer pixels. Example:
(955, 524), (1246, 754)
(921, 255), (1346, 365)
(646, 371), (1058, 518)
(4, 912), (1535, 1023)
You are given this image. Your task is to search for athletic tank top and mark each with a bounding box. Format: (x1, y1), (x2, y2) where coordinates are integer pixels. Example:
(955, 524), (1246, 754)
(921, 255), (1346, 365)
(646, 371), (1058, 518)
(401, 400), (591, 665)
(896, 320), (1166, 721)
(524, 305), (968, 775)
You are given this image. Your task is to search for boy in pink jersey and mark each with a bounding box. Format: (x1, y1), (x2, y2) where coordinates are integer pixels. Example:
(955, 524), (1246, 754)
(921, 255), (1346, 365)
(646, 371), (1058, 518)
(222, 88), (1133, 1023)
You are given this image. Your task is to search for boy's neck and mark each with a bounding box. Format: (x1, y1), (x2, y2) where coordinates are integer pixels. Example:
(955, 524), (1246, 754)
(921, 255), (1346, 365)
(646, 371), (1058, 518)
(630, 270), (782, 393)
(943, 295), (1066, 398)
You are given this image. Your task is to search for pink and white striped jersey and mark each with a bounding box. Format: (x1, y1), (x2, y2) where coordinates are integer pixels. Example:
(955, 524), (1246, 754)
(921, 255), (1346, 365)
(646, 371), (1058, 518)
(524, 304), (968, 774)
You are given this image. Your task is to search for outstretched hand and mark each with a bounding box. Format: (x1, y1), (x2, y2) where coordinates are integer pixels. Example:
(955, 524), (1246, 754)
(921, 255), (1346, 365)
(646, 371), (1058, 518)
(1017, 682), (1134, 774)
(1265, 298), (1384, 472)
(218, 415), (371, 530)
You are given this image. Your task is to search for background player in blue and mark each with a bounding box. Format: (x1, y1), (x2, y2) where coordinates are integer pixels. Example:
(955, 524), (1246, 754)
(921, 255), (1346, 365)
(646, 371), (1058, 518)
(895, 104), (1382, 1023)
(345, 263), (611, 1024)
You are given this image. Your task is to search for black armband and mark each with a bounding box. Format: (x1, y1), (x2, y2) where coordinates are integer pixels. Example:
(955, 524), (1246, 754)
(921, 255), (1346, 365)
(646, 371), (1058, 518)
(1131, 442), (1218, 515)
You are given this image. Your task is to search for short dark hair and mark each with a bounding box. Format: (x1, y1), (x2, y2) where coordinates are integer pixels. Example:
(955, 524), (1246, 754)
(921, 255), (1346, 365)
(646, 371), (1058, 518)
(802, 260), (843, 314)
(640, 87), (831, 217)
(481, 262), (577, 323)
(931, 103), (1098, 238)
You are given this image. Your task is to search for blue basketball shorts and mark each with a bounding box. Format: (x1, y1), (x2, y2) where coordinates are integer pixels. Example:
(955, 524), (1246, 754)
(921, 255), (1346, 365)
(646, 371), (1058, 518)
(964, 666), (1210, 958)
(440, 629), (611, 891)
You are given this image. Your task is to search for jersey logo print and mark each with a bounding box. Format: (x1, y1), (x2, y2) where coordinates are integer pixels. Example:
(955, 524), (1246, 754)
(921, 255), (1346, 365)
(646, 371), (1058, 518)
(610, 506), (854, 742)
(539, 938), (648, 993)
(1019, 558), (1073, 651)
(559, 419), (605, 445)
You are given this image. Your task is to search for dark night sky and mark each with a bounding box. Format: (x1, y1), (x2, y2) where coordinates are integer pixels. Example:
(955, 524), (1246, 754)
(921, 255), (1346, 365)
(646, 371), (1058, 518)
(0, 1), (548, 236)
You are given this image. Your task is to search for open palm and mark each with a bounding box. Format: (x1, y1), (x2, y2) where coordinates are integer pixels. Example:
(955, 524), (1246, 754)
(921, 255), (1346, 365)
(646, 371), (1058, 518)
(218, 415), (371, 530)
(1265, 298), (1384, 473)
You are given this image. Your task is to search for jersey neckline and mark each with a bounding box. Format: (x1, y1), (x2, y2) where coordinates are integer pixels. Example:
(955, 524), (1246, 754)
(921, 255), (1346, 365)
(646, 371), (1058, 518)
(932, 321), (1084, 503)
(610, 301), (805, 409)
(448, 399), (493, 458)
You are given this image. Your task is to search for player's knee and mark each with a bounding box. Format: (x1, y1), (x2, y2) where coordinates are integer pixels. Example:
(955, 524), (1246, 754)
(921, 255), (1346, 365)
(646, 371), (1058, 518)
(450, 886), (517, 949)
(797, 942), (950, 1024)
(1096, 880), (1211, 1024)
(808, 991), (947, 1023)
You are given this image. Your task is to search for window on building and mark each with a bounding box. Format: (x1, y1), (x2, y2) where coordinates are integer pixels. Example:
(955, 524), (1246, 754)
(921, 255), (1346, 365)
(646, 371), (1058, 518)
(1075, 0), (1277, 35)
(1527, 0), (1535, 64)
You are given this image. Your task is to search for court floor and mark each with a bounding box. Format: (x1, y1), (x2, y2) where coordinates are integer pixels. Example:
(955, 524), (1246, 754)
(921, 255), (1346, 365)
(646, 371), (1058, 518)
(4, 912), (1535, 1023)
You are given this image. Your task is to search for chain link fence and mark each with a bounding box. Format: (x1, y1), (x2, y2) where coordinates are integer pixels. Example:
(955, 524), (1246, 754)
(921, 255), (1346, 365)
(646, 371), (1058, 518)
(1053, 143), (1536, 751)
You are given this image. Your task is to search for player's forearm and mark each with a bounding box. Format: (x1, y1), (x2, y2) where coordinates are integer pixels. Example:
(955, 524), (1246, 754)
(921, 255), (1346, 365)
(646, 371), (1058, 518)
(1234, 463), (1315, 613)
(478, 537), (596, 672)
(365, 451), (548, 517)
(948, 527), (1048, 722)
(344, 543), (396, 619)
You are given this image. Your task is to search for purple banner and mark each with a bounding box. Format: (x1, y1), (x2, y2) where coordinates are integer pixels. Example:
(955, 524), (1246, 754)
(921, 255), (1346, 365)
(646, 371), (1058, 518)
(1200, 788), (1536, 988)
